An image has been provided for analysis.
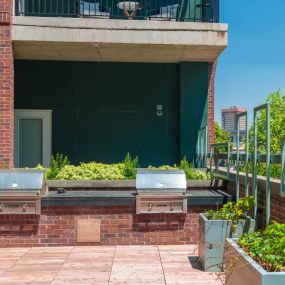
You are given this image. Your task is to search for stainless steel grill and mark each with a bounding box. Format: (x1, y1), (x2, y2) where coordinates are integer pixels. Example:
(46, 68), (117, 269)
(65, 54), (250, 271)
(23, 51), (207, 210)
(136, 169), (187, 214)
(0, 170), (46, 215)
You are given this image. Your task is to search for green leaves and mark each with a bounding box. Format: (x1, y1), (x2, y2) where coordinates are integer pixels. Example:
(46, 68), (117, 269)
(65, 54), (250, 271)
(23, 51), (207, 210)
(148, 156), (212, 180)
(46, 153), (70, 180)
(55, 163), (126, 180)
(55, 153), (139, 180)
(214, 122), (232, 153)
(45, 154), (211, 181)
(244, 91), (285, 178)
(122, 153), (139, 179)
(205, 196), (255, 224)
(239, 222), (285, 272)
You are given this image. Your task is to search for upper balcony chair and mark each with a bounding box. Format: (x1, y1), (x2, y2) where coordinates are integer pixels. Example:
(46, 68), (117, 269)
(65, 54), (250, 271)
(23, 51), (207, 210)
(80, 1), (110, 18)
(150, 4), (179, 21)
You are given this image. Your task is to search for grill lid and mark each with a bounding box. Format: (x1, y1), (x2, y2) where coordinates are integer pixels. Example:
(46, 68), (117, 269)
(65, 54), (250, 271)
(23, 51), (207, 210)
(0, 170), (44, 192)
(136, 169), (186, 190)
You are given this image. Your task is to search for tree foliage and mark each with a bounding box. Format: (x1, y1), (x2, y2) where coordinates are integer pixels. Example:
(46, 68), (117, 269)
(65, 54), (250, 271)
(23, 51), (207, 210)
(214, 122), (232, 153)
(249, 91), (285, 154)
(245, 91), (285, 178)
(214, 122), (231, 144)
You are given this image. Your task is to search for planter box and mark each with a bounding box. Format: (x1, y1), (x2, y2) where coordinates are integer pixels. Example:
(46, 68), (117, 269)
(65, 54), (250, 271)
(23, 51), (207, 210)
(224, 238), (285, 285)
(198, 213), (255, 272)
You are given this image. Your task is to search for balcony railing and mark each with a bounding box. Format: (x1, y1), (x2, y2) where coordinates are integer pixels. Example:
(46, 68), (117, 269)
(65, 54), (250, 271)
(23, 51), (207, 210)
(15, 0), (219, 22)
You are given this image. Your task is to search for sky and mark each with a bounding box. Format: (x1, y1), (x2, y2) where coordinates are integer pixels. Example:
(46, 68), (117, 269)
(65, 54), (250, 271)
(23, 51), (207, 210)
(215, 0), (285, 124)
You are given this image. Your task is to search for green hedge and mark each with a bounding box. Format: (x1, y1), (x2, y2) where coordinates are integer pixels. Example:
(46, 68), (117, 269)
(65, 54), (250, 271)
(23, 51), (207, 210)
(38, 153), (211, 181)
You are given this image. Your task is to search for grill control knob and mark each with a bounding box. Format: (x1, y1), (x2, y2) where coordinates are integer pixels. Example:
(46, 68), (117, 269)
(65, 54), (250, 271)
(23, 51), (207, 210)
(170, 203), (174, 211)
(148, 203), (153, 211)
(0, 204), (3, 212)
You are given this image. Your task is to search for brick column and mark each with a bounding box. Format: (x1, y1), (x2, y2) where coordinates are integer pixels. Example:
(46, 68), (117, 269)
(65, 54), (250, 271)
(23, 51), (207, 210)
(208, 61), (217, 148)
(0, 1), (14, 169)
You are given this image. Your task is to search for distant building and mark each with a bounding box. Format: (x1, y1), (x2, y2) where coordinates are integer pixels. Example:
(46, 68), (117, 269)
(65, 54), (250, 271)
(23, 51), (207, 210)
(221, 106), (247, 147)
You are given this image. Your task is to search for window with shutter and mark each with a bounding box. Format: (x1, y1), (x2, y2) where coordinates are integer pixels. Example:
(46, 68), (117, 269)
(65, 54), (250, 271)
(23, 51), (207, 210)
(14, 110), (52, 168)
(18, 119), (43, 168)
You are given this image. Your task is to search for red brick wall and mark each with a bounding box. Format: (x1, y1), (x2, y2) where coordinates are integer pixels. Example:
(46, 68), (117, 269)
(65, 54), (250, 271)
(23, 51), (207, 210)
(0, 205), (215, 247)
(0, 0), (14, 169)
(226, 181), (285, 228)
(208, 61), (217, 148)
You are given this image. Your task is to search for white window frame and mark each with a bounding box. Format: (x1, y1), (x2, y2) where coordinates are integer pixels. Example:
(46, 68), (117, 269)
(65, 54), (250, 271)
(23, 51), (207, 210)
(14, 109), (52, 167)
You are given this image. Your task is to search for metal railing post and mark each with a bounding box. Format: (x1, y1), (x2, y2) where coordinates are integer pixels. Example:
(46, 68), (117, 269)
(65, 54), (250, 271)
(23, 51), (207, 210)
(281, 138), (285, 194)
(253, 103), (270, 225)
(196, 126), (208, 168)
(236, 111), (249, 201)
(209, 142), (231, 180)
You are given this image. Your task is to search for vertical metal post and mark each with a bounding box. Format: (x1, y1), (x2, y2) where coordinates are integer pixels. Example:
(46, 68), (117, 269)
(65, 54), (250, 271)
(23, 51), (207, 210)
(227, 141), (230, 177)
(197, 126), (208, 168)
(204, 125), (208, 168)
(236, 111), (249, 201)
(236, 116), (240, 201)
(245, 112), (249, 197)
(253, 109), (258, 219)
(253, 103), (270, 224)
(210, 144), (213, 175)
(197, 129), (201, 168)
(265, 104), (270, 226)
(281, 138), (285, 193)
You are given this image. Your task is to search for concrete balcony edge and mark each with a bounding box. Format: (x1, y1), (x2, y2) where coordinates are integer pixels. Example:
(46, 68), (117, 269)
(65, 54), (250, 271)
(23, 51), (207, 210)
(12, 16), (228, 63)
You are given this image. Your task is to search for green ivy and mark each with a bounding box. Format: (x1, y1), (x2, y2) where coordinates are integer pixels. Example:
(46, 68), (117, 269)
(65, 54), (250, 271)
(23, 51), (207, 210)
(239, 222), (285, 272)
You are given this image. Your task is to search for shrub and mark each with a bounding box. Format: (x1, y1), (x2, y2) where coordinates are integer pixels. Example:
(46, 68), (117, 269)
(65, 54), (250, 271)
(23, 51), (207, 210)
(122, 153), (139, 179)
(239, 222), (285, 272)
(46, 153), (70, 179)
(148, 156), (211, 180)
(205, 196), (255, 226)
(56, 162), (125, 180)
(148, 165), (177, 170)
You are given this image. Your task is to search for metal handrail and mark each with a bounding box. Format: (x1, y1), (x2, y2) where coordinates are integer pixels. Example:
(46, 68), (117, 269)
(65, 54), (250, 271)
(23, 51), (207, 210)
(209, 142), (230, 180)
(207, 102), (285, 228)
(14, 0), (220, 23)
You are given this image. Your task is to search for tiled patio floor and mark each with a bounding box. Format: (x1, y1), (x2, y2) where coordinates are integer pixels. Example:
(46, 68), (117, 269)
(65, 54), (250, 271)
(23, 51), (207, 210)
(0, 245), (223, 285)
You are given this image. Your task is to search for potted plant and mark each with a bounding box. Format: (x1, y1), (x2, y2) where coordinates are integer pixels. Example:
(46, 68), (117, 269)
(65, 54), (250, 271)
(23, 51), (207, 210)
(224, 222), (285, 285)
(198, 196), (256, 272)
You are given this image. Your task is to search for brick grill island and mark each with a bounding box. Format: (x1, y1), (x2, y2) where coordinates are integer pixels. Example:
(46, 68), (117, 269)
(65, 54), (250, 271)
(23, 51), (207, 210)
(0, 179), (230, 247)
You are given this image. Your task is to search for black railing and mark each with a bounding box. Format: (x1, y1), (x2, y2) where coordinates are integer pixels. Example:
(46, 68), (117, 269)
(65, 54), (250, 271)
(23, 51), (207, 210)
(15, 0), (219, 22)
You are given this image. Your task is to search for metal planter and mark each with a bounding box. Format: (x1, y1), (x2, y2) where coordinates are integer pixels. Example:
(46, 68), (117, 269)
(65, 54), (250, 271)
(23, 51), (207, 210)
(224, 238), (285, 285)
(198, 213), (255, 272)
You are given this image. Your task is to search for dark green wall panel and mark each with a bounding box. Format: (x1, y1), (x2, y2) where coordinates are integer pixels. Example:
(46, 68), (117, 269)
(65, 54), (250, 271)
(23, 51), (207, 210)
(15, 60), (208, 166)
(179, 62), (209, 162)
(15, 60), (182, 166)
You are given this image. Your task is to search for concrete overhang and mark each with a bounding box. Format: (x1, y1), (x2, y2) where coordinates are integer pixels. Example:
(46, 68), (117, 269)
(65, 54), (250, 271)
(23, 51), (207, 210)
(12, 16), (228, 63)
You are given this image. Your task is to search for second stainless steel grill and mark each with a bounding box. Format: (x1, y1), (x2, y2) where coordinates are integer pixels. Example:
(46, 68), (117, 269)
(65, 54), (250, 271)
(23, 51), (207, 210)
(136, 169), (187, 214)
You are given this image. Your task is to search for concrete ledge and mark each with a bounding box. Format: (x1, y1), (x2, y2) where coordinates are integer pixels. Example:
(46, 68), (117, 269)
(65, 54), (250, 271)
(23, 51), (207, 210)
(46, 179), (225, 189)
(12, 16), (228, 62)
(215, 169), (284, 197)
(13, 16), (228, 32)
(42, 189), (231, 207)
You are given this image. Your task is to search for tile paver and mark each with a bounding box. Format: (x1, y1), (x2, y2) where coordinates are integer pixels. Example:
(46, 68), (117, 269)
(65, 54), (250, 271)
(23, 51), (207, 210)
(0, 245), (223, 285)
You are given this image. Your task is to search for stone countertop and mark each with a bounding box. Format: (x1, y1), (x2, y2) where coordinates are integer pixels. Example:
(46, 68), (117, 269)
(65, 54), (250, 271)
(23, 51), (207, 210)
(42, 190), (231, 207)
